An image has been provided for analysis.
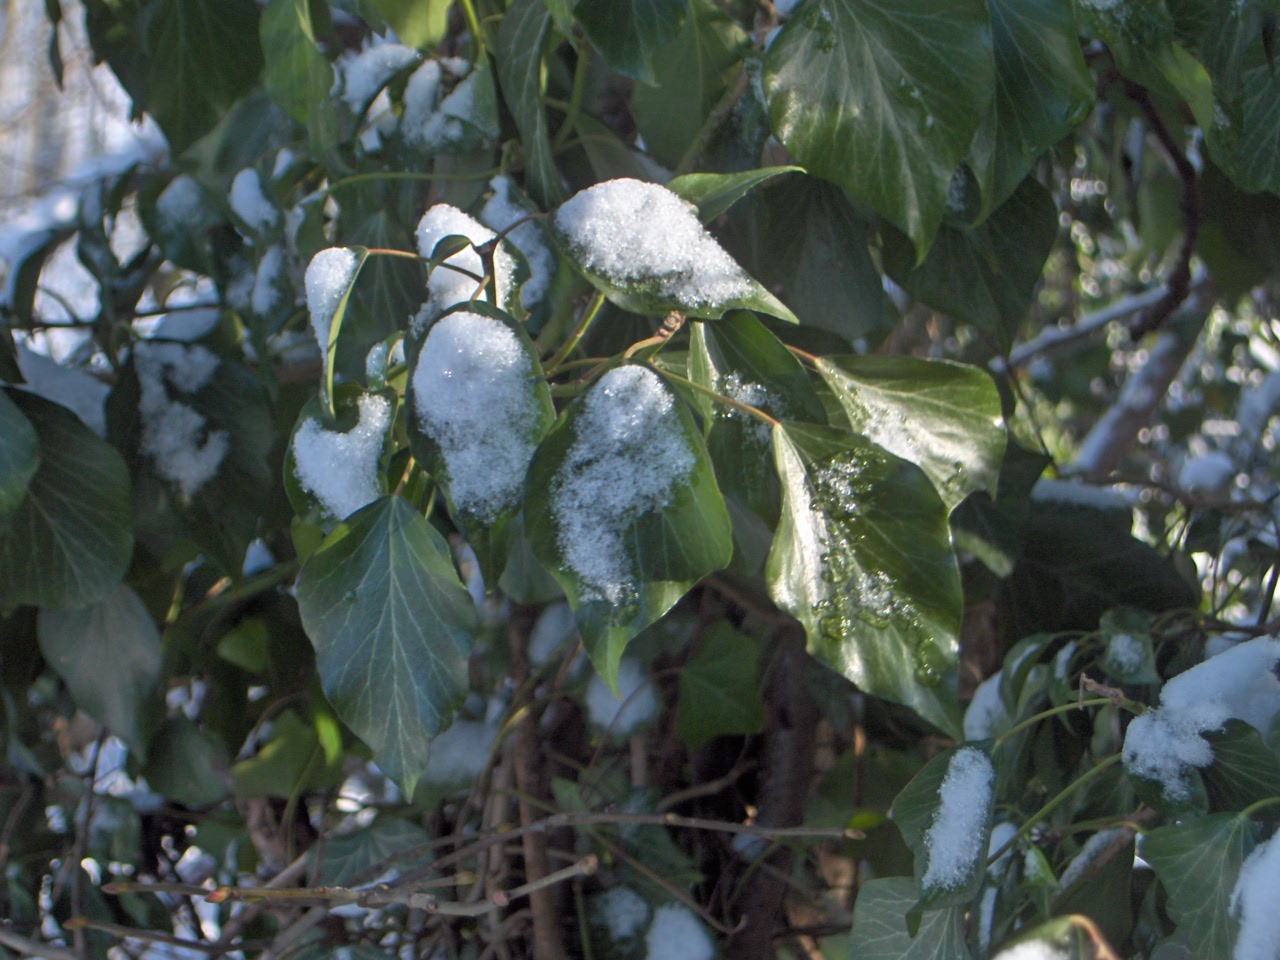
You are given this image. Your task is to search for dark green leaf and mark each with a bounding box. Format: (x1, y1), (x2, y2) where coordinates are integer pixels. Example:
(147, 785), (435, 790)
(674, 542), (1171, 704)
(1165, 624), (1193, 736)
(232, 709), (344, 798)
(968, 0), (1095, 216)
(847, 877), (973, 960)
(816, 355), (1005, 512)
(4, 225), (75, 324)
(575, 0), (688, 84)
(341, 214), (423, 379)
(763, 0), (994, 257)
(296, 496), (476, 796)
(320, 817), (432, 885)
(144, 716), (231, 808)
(525, 365), (732, 686)
(1202, 720), (1280, 812)
(495, 0), (565, 208)
(767, 423), (963, 736)
(882, 175), (1057, 349)
(0, 391), (39, 521)
(1099, 608), (1160, 684)
(1201, 5), (1280, 194)
(676, 622), (763, 748)
(1143, 813), (1259, 960)
(260, 0), (339, 156)
(37, 584), (161, 755)
(667, 165), (805, 223)
(0, 390), (132, 609)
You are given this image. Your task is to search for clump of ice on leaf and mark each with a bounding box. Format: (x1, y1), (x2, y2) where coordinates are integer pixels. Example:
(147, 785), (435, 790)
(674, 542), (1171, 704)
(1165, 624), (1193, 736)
(305, 247), (360, 353)
(413, 205), (515, 333)
(553, 178), (751, 311)
(134, 342), (228, 497)
(920, 746), (996, 891)
(550, 365), (694, 602)
(412, 311), (539, 520)
(292, 393), (391, 521)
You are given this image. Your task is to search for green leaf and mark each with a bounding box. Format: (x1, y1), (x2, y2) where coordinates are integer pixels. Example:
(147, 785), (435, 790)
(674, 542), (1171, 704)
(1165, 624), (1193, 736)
(285, 386), (393, 524)
(676, 622), (764, 749)
(525, 365), (732, 687)
(574, 0), (688, 84)
(816, 355), (1005, 513)
(341, 213), (423, 378)
(37, 584), (161, 756)
(495, 0), (565, 208)
(320, 817), (432, 885)
(632, 0), (747, 169)
(4, 224), (75, 324)
(766, 423), (963, 736)
(139, 0), (265, 153)
(763, 0), (994, 258)
(847, 877), (973, 960)
(968, 0), (1095, 217)
(1201, 720), (1280, 812)
(882, 175), (1058, 349)
(295, 496), (476, 796)
(0, 390), (132, 610)
(315, 247), (369, 416)
(1201, 5), (1280, 194)
(260, 0), (339, 156)
(1142, 814), (1259, 960)
(0, 391), (39, 522)
(232, 709), (344, 798)
(667, 165), (805, 223)
(366, 0), (452, 48)
(144, 716), (231, 808)
(1099, 608), (1160, 684)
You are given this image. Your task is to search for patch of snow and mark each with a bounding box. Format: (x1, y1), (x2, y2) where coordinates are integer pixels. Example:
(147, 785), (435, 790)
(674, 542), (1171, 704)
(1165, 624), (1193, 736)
(550, 366), (695, 602)
(12, 344), (109, 437)
(1121, 636), (1280, 801)
(1031, 478), (1133, 510)
(964, 671), (1006, 741)
(134, 342), (228, 497)
(480, 175), (555, 310)
(595, 886), (649, 941)
(412, 311), (540, 519)
(413, 205), (514, 331)
(643, 904), (713, 960)
(338, 43), (419, 111)
(156, 175), (206, 229)
(1179, 450), (1235, 493)
(1231, 831), (1280, 960)
(404, 65), (496, 150)
(292, 393), (391, 520)
(920, 747), (996, 892)
(401, 60), (442, 141)
(553, 178), (752, 310)
(228, 168), (279, 234)
(305, 247), (360, 354)
(585, 658), (658, 737)
(991, 941), (1069, 960)
(422, 719), (495, 786)
(251, 245), (286, 317)
(528, 601), (578, 666)
(1235, 370), (1280, 453)
(1056, 827), (1128, 891)
(1105, 633), (1144, 673)
(152, 308), (221, 343)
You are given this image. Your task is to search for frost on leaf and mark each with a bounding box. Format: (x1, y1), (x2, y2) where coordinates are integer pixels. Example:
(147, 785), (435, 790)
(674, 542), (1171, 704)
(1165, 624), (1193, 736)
(134, 342), (228, 497)
(412, 311), (540, 520)
(550, 366), (695, 603)
(305, 247), (360, 354)
(413, 205), (515, 333)
(552, 178), (753, 314)
(921, 746), (995, 892)
(292, 393), (391, 521)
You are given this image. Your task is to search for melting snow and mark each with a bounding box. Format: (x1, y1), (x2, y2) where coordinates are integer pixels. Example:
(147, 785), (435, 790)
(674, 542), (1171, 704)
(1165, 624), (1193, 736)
(1231, 831), (1280, 960)
(964, 670), (1007, 741)
(921, 747), (996, 891)
(252, 245), (286, 317)
(1105, 633), (1145, 673)
(292, 393), (391, 520)
(338, 43), (419, 111)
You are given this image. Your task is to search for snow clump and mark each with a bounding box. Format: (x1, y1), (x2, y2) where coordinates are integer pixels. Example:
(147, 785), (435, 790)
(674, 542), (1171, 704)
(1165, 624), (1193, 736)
(594, 886), (649, 941)
(480, 175), (556, 309)
(643, 904), (714, 960)
(292, 393), (391, 520)
(1121, 636), (1280, 801)
(963, 671), (1007, 741)
(252, 245), (286, 317)
(1231, 830), (1280, 960)
(402, 62), (497, 150)
(413, 204), (514, 332)
(990, 942), (1069, 960)
(229, 168), (279, 234)
(1105, 633), (1145, 673)
(305, 247), (360, 354)
(585, 658), (658, 737)
(550, 365), (695, 602)
(156, 175), (206, 229)
(553, 178), (752, 311)
(134, 342), (228, 497)
(1179, 450), (1235, 492)
(920, 747), (996, 891)
(412, 311), (540, 519)
(338, 43), (419, 111)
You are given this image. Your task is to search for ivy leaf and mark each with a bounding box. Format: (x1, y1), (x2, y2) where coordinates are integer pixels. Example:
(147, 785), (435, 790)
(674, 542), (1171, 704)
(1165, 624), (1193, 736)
(525, 365), (732, 687)
(816, 355), (1005, 513)
(37, 585), (161, 757)
(766, 423), (963, 737)
(144, 716), (231, 808)
(365, 0), (451, 48)
(231, 709), (345, 798)
(574, 0), (688, 84)
(763, 0), (994, 258)
(676, 622), (764, 749)
(0, 390), (39, 522)
(296, 496), (476, 796)
(968, 0), (1095, 217)
(1099, 608), (1160, 684)
(847, 876), (973, 960)
(1201, 4), (1280, 194)
(667, 165), (806, 224)
(320, 817), (433, 886)
(0, 390), (132, 610)
(495, 0), (565, 208)
(260, 0), (339, 156)
(1201, 721), (1280, 812)
(882, 175), (1058, 350)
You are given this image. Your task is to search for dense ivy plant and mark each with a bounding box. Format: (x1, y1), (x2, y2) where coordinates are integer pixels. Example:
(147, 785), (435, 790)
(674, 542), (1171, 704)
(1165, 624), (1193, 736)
(2, 1), (1280, 958)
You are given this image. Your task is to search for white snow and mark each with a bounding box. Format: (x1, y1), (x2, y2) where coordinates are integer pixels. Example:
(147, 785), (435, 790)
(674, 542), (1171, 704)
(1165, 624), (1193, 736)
(920, 747), (996, 892)
(585, 658), (659, 736)
(480, 175), (555, 309)
(412, 311), (540, 519)
(413, 205), (515, 331)
(422, 719), (495, 785)
(403, 64), (496, 151)
(991, 942), (1069, 960)
(1056, 827), (1128, 891)
(1236, 370), (1280, 452)
(134, 342), (228, 497)
(151, 308), (221, 343)
(228, 168), (279, 234)
(528, 601), (578, 666)
(1231, 831), (1280, 960)
(252, 245), (286, 317)
(1030, 478), (1133, 511)
(338, 43), (419, 111)
(1122, 636), (1280, 801)
(292, 393), (392, 521)
(964, 671), (1007, 741)
(401, 60), (442, 141)
(1105, 633), (1145, 673)
(156, 175), (205, 228)
(643, 904), (713, 960)
(553, 178), (752, 310)
(305, 247), (360, 354)
(595, 886), (649, 941)
(550, 366), (695, 602)
(13, 343), (110, 437)
(1179, 451), (1235, 492)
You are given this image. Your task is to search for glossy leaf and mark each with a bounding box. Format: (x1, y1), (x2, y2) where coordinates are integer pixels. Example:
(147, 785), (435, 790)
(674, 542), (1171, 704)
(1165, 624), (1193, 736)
(37, 584), (161, 756)
(667, 165), (805, 224)
(0, 390), (39, 521)
(1201, 721), (1280, 812)
(847, 877), (972, 960)
(0, 390), (132, 610)
(260, 0), (339, 156)
(1142, 813), (1259, 960)
(882, 176), (1058, 349)
(676, 622), (764, 749)
(495, 0), (565, 208)
(816, 355), (1005, 512)
(296, 496), (476, 796)
(1201, 4), (1280, 194)
(525, 367), (733, 687)
(968, 0), (1095, 216)
(231, 709), (345, 798)
(574, 0), (688, 84)
(763, 0), (994, 257)
(766, 423), (963, 736)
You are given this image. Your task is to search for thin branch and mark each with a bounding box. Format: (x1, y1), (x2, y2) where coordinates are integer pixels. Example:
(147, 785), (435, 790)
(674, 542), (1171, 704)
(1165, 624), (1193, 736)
(64, 918), (269, 954)
(0, 928), (79, 960)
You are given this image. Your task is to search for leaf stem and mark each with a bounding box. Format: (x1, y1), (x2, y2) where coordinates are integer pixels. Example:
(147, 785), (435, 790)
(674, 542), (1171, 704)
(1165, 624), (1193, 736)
(543, 291), (605, 374)
(993, 698), (1116, 749)
(457, 0), (486, 55)
(657, 368), (781, 428)
(552, 40), (590, 152)
(1239, 796), (1280, 821)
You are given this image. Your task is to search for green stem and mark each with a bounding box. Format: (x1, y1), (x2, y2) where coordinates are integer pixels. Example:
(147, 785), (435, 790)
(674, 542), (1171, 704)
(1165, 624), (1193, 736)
(457, 0), (485, 55)
(993, 698), (1116, 749)
(657, 367), (780, 428)
(1239, 796), (1280, 821)
(986, 753), (1124, 866)
(543, 291), (605, 374)
(552, 41), (590, 152)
